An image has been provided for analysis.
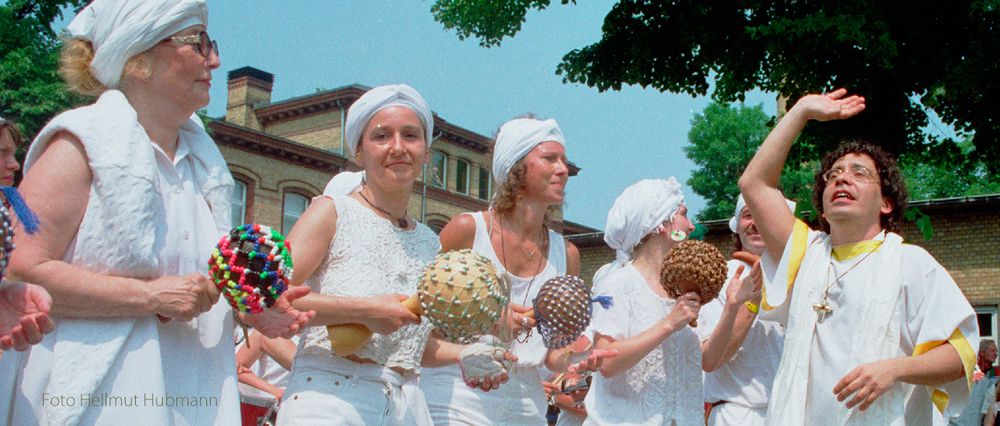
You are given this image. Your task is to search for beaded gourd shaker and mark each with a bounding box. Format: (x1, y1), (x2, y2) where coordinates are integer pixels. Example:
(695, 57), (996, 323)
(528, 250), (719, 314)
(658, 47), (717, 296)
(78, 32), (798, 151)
(659, 240), (728, 327)
(532, 275), (613, 349)
(418, 249), (509, 344)
(208, 224), (293, 314)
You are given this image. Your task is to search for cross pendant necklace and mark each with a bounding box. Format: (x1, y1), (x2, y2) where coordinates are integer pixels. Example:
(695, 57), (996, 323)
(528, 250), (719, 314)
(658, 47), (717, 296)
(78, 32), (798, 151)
(813, 240), (883, 323)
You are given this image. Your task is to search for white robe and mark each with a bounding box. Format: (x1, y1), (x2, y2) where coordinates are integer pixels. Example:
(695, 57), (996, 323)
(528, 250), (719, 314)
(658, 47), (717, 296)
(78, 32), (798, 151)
(0, 91), (238, 425)
(761, 220), (978, 425)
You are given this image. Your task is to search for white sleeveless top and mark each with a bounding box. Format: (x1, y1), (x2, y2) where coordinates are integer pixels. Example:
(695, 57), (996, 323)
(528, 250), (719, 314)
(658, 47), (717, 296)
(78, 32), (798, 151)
(294, 196), (440, 372)
(420, 211), (566, 425)
(469, 211), (566, 367)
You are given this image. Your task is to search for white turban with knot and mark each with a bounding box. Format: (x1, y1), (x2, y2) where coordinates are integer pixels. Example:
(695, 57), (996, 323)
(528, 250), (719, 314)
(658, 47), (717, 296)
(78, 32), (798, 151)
(491, 118), (565, 187)
(728, 193), (797, 233)
(343, 84), (434, 159)
(66, 0), (208, 89)
(603, 178), (685, 266)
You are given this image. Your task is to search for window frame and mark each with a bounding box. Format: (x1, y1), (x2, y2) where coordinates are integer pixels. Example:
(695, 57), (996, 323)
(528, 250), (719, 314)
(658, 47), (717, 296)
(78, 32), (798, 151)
(281, 190), (311, 236)
(454, 157), (470, 195)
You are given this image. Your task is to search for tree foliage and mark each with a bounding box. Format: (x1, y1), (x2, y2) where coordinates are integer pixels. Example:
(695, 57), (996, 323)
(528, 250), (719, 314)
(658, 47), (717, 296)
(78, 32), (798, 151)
(0, 0), (88, 140)
(431, 0), (1000, 173)
(685, 102), (815, 221)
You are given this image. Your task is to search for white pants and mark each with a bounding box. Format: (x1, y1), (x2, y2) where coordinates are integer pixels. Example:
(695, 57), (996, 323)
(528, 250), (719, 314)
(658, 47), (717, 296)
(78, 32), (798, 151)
(422, 364), (547, 425)
(277, 357), (430, 426)
(708, 402), (767, 426)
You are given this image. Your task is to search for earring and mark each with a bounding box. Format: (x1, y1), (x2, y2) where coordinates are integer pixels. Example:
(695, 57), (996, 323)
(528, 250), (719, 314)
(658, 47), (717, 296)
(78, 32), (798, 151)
(670, 230), (687, 242)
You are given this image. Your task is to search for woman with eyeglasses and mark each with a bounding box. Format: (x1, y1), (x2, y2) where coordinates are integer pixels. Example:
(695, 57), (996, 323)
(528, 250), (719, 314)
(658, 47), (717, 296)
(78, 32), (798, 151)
(2, 1), (311, 424)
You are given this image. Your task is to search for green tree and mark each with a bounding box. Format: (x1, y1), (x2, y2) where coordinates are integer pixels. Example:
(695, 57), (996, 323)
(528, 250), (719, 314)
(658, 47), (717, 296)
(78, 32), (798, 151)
(432, 0), (1000, 172)
(685, 102), (815, 221)
(1, 0), (88, 139)
(901, 137), (1000, 200)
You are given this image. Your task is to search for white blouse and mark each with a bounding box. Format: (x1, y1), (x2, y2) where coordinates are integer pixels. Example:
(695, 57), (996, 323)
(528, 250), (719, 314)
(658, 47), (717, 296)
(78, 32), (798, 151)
(584, 263), (707, 426)
(294, 195), (440, 372)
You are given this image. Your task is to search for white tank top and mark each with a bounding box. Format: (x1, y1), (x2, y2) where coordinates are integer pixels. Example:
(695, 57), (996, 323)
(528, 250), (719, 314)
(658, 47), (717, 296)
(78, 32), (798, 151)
(469, 211), (566, 367)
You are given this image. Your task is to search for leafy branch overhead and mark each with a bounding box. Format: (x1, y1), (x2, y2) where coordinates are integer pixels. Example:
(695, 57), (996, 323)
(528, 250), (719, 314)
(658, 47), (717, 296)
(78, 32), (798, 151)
(431, 1), (1000, 172)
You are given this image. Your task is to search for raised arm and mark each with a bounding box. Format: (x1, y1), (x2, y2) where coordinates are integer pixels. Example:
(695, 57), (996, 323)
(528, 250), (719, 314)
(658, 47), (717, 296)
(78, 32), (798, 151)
(738, 89), (865, 260)
(701, 263), (762, 371)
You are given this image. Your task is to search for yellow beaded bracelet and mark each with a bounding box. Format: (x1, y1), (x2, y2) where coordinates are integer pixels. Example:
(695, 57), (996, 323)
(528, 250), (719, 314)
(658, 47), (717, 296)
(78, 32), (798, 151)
(745, 301), (759, 314)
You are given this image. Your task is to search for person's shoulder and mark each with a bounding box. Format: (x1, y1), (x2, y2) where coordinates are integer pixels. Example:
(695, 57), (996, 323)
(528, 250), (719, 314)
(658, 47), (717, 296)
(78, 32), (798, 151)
(438, 211), (482, 251)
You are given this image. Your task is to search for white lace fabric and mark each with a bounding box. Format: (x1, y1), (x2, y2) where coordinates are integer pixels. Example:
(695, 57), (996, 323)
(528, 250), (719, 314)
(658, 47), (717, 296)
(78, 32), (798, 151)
(296, 196), (440, 372)
(586, 264), (704, 425)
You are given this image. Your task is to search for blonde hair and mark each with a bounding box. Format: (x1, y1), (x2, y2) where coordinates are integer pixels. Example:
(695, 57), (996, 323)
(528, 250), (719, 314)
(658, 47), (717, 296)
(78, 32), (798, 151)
(59, 38), (154, 96)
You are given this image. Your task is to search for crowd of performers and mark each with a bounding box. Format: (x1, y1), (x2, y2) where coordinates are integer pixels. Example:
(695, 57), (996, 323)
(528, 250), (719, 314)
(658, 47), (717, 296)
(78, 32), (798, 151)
(0, 0), (994, 425)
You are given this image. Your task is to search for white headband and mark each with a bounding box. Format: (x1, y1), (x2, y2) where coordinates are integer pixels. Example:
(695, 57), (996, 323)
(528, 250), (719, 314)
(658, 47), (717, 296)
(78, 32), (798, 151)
(491, 118), (565, 187)
(728, 193), (797, 233)
(604, 178), (685, 265)
(66, 0), (208, 89)
(343, 84), (434, 159)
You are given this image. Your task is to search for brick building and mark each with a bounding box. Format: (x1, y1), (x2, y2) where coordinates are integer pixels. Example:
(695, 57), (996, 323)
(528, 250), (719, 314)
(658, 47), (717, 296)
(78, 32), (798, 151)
(212, 65), (595, 240)
(568, 194), (1000, 342)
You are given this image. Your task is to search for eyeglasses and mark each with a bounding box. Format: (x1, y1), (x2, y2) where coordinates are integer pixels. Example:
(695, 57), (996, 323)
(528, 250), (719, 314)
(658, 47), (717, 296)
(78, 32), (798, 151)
(165, 31), (219, 58)
(822, 164), (878, 184)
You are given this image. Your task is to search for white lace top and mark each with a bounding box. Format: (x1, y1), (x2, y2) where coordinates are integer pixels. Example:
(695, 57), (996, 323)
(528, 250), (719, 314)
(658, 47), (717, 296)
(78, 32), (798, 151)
(584, 263), (707, 426)
(294, 196), (440, 372)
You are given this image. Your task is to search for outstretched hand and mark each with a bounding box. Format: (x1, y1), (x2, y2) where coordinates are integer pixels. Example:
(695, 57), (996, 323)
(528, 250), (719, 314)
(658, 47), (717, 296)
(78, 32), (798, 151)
(727, 261), (763, 306)
(794, 88), (866, 122)
(241, 285), (315, 339)
(0, 282), (56, 351)
(460, 341), (517, 392)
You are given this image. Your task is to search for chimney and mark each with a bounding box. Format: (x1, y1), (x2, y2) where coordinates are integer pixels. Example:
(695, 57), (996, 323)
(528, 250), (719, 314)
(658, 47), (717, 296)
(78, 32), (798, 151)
(225, 66), (274, 130)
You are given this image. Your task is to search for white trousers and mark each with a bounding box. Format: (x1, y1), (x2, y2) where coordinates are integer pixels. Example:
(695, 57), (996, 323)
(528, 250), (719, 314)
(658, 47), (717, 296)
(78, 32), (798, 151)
(708, 402), (767, 426)
(277, 357), (430, 426)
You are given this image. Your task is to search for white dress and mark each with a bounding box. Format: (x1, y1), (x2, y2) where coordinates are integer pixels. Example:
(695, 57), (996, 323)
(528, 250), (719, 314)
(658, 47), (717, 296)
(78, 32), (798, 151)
(421, 211), (566, 425)
(762, 220), (979, 425)
(584, 263), (707, 426)
(277, 195), (439, 426)
(699, 259), (784, 426)
(2, 91), (238, 426)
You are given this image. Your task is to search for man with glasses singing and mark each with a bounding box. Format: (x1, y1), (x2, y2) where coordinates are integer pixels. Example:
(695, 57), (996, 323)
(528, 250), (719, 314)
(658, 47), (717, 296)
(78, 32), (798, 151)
(737, 89), (979, 425)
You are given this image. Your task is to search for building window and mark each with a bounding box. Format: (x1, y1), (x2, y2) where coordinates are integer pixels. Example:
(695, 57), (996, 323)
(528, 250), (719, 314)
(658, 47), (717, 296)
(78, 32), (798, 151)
(429, 150), (447, 189)
(282, 192), (309, 235)
(478, 166), (491, 200)
(455, 158), (470, 195)
(232, 179), (248, 226)
(977, 307), (998, 344)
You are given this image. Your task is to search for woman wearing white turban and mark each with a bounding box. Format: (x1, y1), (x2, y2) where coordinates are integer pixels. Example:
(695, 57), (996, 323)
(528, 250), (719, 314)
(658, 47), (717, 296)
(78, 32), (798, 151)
(279, 85), (512, 425)
(421, 117), (613, 425)
(3, 1), (312, 424)
(583, 179), (761, 426)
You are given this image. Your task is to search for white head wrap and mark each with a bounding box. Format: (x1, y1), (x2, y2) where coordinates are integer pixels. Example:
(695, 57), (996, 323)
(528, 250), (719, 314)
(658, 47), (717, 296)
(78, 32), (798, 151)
(603, 178), (685, 265)
(728, 193), (797, 233)
(66, 0), (208, 89)
(323, 171), (364, 196)
(491, 118), (565, 187)
(343, 84), (433, 159)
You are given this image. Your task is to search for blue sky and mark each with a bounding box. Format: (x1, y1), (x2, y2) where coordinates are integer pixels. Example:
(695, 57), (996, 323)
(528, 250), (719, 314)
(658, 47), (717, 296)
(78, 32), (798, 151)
(194, 0), (780, 229)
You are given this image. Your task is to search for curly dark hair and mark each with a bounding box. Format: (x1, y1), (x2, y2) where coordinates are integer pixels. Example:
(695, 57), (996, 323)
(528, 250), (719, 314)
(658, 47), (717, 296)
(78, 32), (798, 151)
(812, 140), (908, 234)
